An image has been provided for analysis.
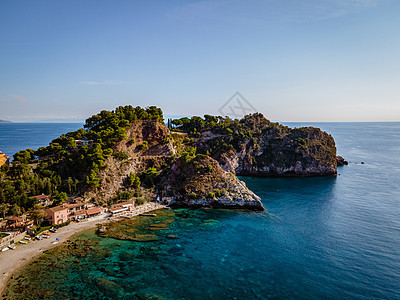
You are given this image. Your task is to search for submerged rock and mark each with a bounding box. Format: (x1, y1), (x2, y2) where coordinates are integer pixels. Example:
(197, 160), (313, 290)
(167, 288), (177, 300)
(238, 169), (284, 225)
(97, 225), (108, 234)
(131, 234), (158, 242)
(94, 278), (124, 298)
(135, 293), (164, 300)
(119, 251), (135, 261)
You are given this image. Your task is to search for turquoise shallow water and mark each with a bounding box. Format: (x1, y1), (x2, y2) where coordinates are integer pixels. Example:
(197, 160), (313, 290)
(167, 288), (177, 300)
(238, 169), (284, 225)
(2, 122), (400, 299)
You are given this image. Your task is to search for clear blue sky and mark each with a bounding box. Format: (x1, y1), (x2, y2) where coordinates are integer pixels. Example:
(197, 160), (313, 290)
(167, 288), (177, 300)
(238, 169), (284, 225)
(1, 0), (399, 122)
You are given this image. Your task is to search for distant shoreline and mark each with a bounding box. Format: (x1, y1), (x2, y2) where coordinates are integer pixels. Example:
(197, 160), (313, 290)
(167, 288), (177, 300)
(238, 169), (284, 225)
(0, 120), (12, 123)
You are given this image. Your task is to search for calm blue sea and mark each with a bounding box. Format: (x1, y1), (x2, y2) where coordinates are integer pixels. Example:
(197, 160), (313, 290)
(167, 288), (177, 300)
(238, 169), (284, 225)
(2, 122), (400, 299)
(0, 123), (82, 160)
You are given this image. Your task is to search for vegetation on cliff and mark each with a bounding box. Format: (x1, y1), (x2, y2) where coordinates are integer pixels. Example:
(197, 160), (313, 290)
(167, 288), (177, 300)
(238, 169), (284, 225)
(170, 113), (338, 176)
(0, 105), (164, 214)
(0, 105), (342, 216)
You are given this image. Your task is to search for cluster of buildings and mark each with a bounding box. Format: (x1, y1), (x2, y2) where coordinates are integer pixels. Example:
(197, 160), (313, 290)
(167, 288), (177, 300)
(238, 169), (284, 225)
(0, 196), (105, 235)
(45, 200), (104, 225)
(1, 215), (33, 232)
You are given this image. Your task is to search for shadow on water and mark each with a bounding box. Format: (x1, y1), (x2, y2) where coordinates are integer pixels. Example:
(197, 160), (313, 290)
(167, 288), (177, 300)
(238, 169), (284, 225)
(241, 175), (338, 210)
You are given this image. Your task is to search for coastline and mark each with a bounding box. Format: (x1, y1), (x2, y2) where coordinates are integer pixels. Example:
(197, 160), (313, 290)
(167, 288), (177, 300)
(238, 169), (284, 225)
(0, 202), (165, 295)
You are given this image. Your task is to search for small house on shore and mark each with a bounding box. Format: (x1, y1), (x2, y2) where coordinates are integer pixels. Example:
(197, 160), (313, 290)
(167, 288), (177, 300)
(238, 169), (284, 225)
(65, 202), (86, 214)
(3, 215), (33, 232)
(26, 224), (37, 236)
(45, 206), (69, 225)
(68, 206), (104, 221)
(86, 207), (103, 218)
(109, 207), (128, 215)
(33, 194), (51, 207)
(71, 209), (87, 221)
(109, 200), (134, 215)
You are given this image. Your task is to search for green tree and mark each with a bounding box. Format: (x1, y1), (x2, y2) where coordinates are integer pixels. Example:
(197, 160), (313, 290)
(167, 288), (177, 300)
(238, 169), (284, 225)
(66, 137), (77, 149)
(0, 203), (10, 219)
(0, 188), (6, 203)
(140, 167), (158, 187)
(53, 191), (68, 205)
(137, 141), (148, 150)
(128, 172), (141, 189)
(171, 119), (183, 127)
(11, 204), (22, 216)
(86, 169), (100, 188)
(30, 204), (46, 226)
(13, 149), (35, 164)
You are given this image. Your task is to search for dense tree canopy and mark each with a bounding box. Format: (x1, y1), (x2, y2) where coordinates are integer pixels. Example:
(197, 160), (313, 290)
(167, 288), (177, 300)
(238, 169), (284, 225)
(0, 105), (164, 215)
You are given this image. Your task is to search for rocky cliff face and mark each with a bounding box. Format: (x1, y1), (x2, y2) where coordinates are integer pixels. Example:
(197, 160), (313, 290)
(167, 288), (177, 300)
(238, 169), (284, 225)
(115, 120), (176, 157)
(84, 120), (175, 203)
(195, 114), (338, 177)
(216, 130), (337, 176)
(85, 120), (264, 211)
(162, 155), (264, 210)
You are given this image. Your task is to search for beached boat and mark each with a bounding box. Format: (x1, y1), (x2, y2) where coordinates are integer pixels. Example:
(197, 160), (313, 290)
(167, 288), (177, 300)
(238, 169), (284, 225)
(42, 232), (50, 236)
(41, 235), (49, 239)
(1, 247), (9, 252)
(19, 240), (28, 244)
(8, 245), (16, 250)
(24, 236), (31, 240)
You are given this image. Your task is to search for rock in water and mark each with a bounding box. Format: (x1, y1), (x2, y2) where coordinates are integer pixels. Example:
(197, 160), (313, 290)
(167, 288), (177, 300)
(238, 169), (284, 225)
(336, 155), (349, 166)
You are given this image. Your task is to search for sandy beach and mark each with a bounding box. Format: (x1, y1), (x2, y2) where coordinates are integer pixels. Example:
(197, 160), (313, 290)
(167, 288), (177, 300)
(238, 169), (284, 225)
(0, 202), (165, 295)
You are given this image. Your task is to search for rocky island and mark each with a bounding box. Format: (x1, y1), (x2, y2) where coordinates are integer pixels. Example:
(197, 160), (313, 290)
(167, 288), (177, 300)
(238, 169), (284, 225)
(1, 105), (346, 213)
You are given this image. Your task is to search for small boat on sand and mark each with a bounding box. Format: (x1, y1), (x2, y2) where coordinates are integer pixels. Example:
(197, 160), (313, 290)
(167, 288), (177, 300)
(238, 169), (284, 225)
(8, 245), (16, 250)
(1, 247), (9, 252)
(19, 240), (28, 244)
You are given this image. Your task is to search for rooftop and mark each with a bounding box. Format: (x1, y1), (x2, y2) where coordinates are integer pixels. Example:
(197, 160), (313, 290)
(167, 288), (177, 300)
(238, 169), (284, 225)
(33, 194), (49, 200)
(109, 207), (128, 213)
(65, 202), (85, 209)
(72, 209), (86, 216)
(86, 207), (102, 215)
(47, 206), (68, 213)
